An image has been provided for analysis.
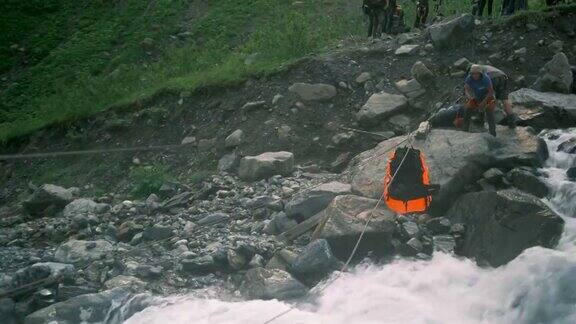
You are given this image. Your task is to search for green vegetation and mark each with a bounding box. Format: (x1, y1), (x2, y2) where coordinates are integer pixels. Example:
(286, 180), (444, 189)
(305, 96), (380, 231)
(129, 164), (172, 198)
(0, 0), (561, 143)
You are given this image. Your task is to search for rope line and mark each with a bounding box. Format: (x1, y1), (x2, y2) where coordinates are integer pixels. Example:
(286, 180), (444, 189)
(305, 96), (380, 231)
(263, 135), (413, 324)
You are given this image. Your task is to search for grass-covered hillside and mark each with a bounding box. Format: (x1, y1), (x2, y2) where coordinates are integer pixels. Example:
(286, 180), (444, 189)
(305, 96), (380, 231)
(0, 0), (550, 143)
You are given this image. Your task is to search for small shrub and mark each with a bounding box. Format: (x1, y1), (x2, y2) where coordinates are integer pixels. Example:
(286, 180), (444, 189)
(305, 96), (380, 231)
(129, 164), (171, 198)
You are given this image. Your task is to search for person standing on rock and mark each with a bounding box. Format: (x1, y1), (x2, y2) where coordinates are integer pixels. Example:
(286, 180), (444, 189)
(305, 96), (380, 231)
(414, 0), (429, 29)
(463, 64), (497, 136)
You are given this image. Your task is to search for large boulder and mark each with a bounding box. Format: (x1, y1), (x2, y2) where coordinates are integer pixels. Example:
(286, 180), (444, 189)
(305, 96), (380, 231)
(509, 88), (576, 127)
(288, 83), (337, 101)
(239, 151), (294, 181)
(445, 189), (564, 267)
(395, 79), (425, 99)
(506, 168), (549, 198)
(356, 92), (408, 126)
(318, 195), (397, 260)
(411, 61), (436, 88)
(347, 128), (542, 215)
(428, 14), (475, 49)
(532, 52), (574, 94)
(25, 288), (131, 324)
(54, 240), (114, 267)
(23, 184), (73, 216)
(239, 267), (308, 300)
(289, 239), (340, 284)
(285, 181), (351, 221)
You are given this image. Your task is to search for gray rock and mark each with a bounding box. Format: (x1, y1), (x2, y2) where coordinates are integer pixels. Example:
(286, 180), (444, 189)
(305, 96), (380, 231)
(197, 138), (216, 152)
(428, 14), (475, 49)
(162, 191), (192, 209)
(400, 221), (420, 238)
(397, 32), (420, 45)
(117, 221), (143, 242)
(181, 136), (196, 145)
(263, 212), (297, 235)
(240, 267), (308, 300)
(395, 79), (425, 99)
(319, 195), (397, 260)
(332, 132), (354, 146)
(288, 83), (337, 101)
(225, 129), (244, 148)
(12, 263), (75, 288)
(24, 288), (131, 324)
(453, 57), (471, 71)
(23, 184), (73, 216)
(266, 249), (298, 272)
(411, 61), (435, 88)
(506, 168), (549, 198)
(181, 255), (216, 274)
(558, 138), (576, 154)
(54, 240), (114, 266)
(567, 167), (576, 180)
(218, 151), (239, 173)
(241, 101), (266, 111)
(347, 128), (542, 215)
(510, 88), (576, 118)
(355, 72), (372, 84)
(389, 114), (411, 129)
(425, 217), (451, 235)
(532, 52), (574, 94)
(104, 275), (145, 291)
(356, 92), (408, 126)
(445, 189), (565, 266)
(285, 181), (351, 221)
(483, 168), (505, 184)
(548, 40), (563, 53)
(197, 212), (230, 226)
(227, 249), (247, 270)
(63, 198), (108, 219)
(239, 151), (294, 181)
(404, 237), (424, 255)
(0, 298), (15, 324)
(289, 239), (340, 283)
(272, 94), (284, 105)
(142, 225), (173, 241)
(395, 44), (420, 56)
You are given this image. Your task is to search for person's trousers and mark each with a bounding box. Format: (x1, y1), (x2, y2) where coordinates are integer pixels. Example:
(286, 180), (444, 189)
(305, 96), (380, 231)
(463, 98), (497, 137)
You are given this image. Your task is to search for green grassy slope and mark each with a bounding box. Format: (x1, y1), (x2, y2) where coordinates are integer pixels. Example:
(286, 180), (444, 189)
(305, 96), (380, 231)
(0, 0), (551, 143)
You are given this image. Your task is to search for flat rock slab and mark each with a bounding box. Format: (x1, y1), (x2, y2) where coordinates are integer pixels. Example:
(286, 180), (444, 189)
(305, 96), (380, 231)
(356, 92), (408, 126)
(510, 88), (576, 118)
(347, 127), (541, 215)
(428, 14), (474, 49)
(288, 83), (337, 101)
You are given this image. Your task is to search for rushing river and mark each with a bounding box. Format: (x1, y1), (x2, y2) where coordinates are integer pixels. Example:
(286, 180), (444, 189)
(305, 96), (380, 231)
(124, 129), (576, 324)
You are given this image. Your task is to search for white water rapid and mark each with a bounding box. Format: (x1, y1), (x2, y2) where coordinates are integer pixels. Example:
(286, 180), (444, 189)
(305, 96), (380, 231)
(125, 129), (576, 324)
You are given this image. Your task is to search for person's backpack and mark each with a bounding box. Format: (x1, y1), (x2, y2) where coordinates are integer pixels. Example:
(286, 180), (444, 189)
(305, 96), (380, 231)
(384, 147), (438, 214)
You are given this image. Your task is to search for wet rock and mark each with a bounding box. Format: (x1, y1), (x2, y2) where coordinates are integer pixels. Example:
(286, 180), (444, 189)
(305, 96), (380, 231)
(266, 249), (298, 272)
(54, 240), (114, 267)
(425, 217), (451, 235)
(404, 238), (425, 255)
(558, 138), (576, 154)
(135, 265), (163, 279)
(318, 195), (397, 260)
(433, 235), (456, 253)
(117, 221), (143, 242)
(411, 61), (435, 88)
(288, 83), (337, 101)
(24, 288), (131, 324)
(218, 151), (240, 173)
(227, 249), (247, 271)
(395, 44), (419, 56)
(567, 167), (576, 180)
(0, 298), (15, 324)
(289, 239), (340, 283)
(506, 168), (549, 198)
(225, 129), (244, 148)
(395, 79), (425, 99)
(181, 255), (216, 274)
(240, 267), (308, 300)
(142, 225), (173, 241)
(285, 181), (351, 221)
(483, 168), (505, 184)
(446, 189), (565, 266)
(356, 92), (408, 126)
(348, 128), (541, 215)
(23, 184), (73, 216)
(239, 151), (294, 181)
(400, 221), (420, 238)
(532, 52), (574, 94)
(428, 14), (474, 49)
